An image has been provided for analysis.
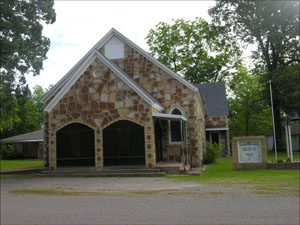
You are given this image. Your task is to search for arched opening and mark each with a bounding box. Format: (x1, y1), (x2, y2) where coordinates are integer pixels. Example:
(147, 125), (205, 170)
(169, 108), (184, 143)
(56, 123), (95, 167)
(103, 120), (145, 166)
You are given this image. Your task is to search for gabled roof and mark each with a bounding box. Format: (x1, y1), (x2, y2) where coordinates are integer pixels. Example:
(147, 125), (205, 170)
(44, 50), (165, 112)
(41, 28), (199, 105)
(195, 82), (229, 117)
(0, 129), (44, 143)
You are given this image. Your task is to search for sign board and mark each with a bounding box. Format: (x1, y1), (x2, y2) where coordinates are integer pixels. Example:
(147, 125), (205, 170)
(238, 141), (261, 163)
(232, 136), (267, 169)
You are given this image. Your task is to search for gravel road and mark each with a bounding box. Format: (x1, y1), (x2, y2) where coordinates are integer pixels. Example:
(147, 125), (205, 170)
(1, 177), (299, 225)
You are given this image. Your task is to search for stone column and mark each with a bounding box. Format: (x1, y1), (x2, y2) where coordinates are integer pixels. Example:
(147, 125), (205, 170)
(95, 128), (103, 169)
(145, 121), (156, 168)
(48, 128), (56, 171)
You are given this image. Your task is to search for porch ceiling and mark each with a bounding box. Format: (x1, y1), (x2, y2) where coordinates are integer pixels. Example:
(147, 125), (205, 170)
(152, 113), (187, 121)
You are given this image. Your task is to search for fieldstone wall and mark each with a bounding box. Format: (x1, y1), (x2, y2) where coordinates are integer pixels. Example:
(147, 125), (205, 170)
(100, 44), (205, 167)
(47, 59), (156, 170)
(205, 116), (228, 128)
(45, 42), (206, 170)
(205, 116), (229, 155)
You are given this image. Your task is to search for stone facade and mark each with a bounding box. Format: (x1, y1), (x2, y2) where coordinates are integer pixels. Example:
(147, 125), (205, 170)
(205, 116), (230, 156)
(43, 31), (212, 171)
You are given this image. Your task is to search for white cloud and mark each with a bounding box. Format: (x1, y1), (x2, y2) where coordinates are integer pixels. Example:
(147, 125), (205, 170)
(26, 1), (215, 89)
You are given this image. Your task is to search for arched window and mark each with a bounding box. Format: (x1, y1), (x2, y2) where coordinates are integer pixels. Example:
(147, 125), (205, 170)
(169, 108), (184, 143)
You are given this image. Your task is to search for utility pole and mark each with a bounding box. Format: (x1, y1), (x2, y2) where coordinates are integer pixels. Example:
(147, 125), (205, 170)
(269, 80), (277, 162)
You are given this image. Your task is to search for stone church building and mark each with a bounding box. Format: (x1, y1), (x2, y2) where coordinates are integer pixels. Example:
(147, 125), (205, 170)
(41, 28), (229, 172)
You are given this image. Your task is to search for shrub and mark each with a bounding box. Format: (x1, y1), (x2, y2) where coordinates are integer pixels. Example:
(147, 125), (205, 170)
(203, 141), (221, 164)
(1, 145), (23, 159)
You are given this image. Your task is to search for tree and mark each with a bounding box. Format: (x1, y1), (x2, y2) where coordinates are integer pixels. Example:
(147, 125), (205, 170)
(228, 65), (272, 138)
(209, 0), (300, 150)
(146, 18), (241, 83)
(0, 0), (56, 77)
(0, 84), (48, 138)
(0, 0), (56, 136)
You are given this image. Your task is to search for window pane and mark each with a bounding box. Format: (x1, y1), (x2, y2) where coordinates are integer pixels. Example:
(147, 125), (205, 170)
(172, 108), (181, 115)
(171, 121), (182, 142)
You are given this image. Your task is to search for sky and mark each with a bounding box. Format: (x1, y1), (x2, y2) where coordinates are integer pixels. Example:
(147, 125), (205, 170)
(26, 1), (216, 90)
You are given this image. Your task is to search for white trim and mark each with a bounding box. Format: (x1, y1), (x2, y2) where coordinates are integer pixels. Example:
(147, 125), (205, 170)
(44, 50), (165, 112)
(94, 51), (164, 111)
(42, 28), (200, 104)
(44, 52), (98, 112)
(205, 127), (229, 131)
(152, 113), (187, 121)
(108, 29), (199, 93)
(168, 107), (185, 145)
(41, 29), (115, 103)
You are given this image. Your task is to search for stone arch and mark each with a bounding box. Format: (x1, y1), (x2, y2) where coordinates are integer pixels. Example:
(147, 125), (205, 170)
(101, 117), (145, 130)
(56, 122), (95, 167)
(102, 119), (145, 166)
(55, 119), (96, 133)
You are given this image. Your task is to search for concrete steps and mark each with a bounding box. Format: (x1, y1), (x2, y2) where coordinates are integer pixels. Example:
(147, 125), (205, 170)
(41, 167), (165, 177)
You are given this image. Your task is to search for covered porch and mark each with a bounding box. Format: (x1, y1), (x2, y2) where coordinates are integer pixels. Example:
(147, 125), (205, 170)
(152, 112), (191, 173)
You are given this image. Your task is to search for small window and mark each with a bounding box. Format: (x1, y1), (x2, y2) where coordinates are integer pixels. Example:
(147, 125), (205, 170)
(170, 108), (184, 143)
(104, 37), (124, 59)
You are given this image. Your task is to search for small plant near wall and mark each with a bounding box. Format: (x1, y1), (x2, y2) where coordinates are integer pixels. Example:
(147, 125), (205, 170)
(1, 145), (23, 159)
(203, 141), (221, 164)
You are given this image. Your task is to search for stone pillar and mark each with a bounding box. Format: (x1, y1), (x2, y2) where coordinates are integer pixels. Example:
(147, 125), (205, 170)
(145, 121), (156, 168)
(48, 128), (56, 171)
(95, 128), (103, 169)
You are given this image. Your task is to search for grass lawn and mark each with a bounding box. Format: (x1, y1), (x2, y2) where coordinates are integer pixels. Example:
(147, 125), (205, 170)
(0, 159), (44, 170)
(168, 156), (299, 196)
(268, 151), (300, 162)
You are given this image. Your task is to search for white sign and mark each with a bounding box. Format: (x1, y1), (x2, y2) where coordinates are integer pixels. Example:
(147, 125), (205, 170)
(238, 141), (262, 163)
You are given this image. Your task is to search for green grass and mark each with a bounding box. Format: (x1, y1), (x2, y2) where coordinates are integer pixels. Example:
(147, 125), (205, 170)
(10, 189), (57, 194)
(267, 151), (300, 162)
(168, 157), (300, 196)
(0, 159), (44, 170)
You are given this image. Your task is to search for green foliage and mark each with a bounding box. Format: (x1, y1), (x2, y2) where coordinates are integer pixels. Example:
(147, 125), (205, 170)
(209, 1), (299, 70)
(203, 141), (221, 164)
(0, 0), (55, 137)
(0, 0), (56, 76)
(1, 145), (23, 160)
(269, 64), (300, 114)
(228, 65), (272, 137)
(0, 85), (48, 138)
(146, 18), (241, 83)
(209, 0), (300, 150)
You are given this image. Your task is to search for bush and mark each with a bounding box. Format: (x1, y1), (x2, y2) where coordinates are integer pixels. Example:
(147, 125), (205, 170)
(203, 141), (221, 164)
(1, 145), (23, 159)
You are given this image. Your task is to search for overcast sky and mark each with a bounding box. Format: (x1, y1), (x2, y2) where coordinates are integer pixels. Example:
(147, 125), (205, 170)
(26, 1), (215, 89)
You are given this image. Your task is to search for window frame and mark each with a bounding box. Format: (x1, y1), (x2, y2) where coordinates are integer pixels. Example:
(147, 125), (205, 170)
(168, 107), (185, 145)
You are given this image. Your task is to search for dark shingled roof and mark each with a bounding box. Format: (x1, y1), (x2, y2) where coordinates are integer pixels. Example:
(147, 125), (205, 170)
(195, 82), (229, 117)
(0, 129), (44, 143)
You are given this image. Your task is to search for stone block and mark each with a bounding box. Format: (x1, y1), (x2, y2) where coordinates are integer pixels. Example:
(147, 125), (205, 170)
(101, 93), (108, 102)
(109, 92), (116, 102)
